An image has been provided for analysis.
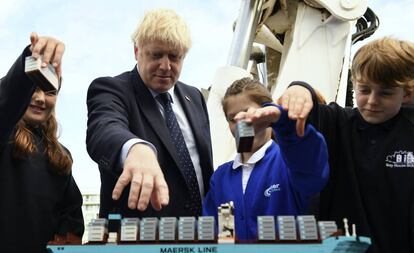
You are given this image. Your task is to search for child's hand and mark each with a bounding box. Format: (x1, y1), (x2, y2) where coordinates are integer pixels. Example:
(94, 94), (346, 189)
(234, 106), (281, 134)
(278, 85), (313, 137)
(29, 32), (65, 78)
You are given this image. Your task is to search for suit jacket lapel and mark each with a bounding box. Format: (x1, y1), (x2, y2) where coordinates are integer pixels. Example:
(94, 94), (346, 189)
(130, 68), (181, 167)
(174, 84), (209, 161)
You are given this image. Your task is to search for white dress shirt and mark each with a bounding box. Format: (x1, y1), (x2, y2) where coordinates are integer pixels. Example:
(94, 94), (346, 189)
(120, 85), (205, 196)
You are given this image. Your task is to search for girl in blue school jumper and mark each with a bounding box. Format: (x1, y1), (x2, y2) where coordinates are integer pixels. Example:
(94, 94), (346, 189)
(202, 77), (329, 241)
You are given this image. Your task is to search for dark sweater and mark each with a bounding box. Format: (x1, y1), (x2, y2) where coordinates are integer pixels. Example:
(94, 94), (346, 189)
(295, 82), (414, 253)
(0, 47), (84, 252)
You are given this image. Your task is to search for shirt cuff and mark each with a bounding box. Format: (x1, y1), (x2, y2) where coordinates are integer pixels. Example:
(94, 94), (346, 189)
(120, 138), (157, 168)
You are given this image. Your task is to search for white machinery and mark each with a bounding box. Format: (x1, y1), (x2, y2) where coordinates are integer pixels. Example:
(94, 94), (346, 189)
(206, 0), (378, 167)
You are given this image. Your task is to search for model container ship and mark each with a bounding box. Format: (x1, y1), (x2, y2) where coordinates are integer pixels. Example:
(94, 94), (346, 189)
(48, 214), (370, 253)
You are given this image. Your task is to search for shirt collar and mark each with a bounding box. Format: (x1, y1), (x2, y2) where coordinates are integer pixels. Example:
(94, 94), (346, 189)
(356, 110), (396, 131)
(147, 85), (176, 103)
(232, 139), (273, 170)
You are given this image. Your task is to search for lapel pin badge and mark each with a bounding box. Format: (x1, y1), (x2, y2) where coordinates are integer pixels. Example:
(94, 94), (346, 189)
(185, 95), (191, 101)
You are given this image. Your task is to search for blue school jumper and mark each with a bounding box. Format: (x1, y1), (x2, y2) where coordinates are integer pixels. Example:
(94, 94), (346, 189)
(202, 106), (329, 240)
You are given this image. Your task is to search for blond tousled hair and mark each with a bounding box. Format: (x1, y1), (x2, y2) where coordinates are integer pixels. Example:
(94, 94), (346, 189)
(351, 37), (414, 92)
(131, 8), (192, 53)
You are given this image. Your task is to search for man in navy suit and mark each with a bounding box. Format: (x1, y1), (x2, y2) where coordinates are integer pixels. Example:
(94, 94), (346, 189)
(86, 9), (213, 218)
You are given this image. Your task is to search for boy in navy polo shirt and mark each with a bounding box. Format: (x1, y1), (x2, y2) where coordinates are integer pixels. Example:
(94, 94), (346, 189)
(280, 37), (414, 252)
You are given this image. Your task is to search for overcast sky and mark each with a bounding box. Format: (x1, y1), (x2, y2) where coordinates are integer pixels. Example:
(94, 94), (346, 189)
(1, 0), (413, 193)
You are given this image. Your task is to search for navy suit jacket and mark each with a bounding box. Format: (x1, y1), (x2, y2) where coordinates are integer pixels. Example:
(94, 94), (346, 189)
(86, 67), (213, 218)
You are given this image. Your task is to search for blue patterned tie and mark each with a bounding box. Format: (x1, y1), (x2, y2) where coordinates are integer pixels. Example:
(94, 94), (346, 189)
(157, 93), (202, 216)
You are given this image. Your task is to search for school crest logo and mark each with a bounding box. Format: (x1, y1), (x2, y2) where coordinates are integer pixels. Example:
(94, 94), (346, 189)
(264, 184), (281, 197)
(385, 151), (414, 168)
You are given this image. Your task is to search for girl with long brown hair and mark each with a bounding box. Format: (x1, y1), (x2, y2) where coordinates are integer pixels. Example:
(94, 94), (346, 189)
(0, 33), (83, 252)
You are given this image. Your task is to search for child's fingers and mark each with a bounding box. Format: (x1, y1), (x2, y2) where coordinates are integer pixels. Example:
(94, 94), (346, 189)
(234, 111), (247, 121)
(31, 36), (47, 59)
(296, 118), (306, 137)
(287, 96), (299, 119)
(300, 100), (313, 119)
(280, 94), (290, 110)
(292, 96), (306, 118)
(29, 32), (39, 54)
